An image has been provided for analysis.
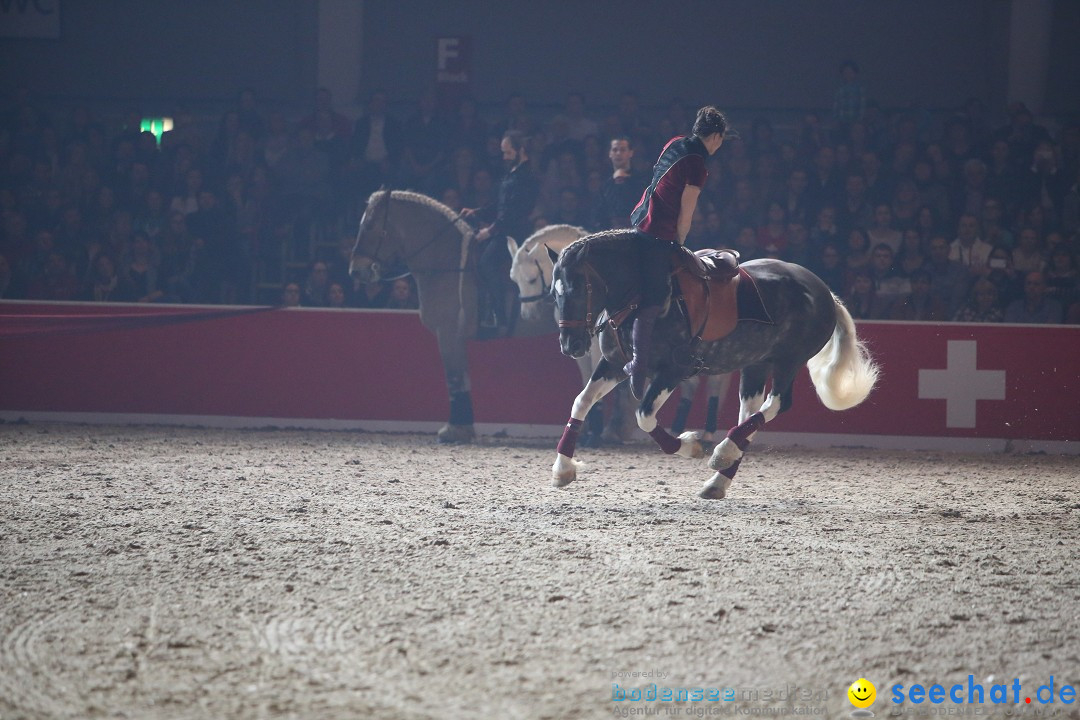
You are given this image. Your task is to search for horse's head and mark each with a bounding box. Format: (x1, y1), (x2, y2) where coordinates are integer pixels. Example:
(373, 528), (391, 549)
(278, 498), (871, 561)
(550, 240), (607, 359)
(511, 225), (589, 322)
(509, 237), (549, 321)
(351, 189), (470, 285)
(350, 190), (397, 284)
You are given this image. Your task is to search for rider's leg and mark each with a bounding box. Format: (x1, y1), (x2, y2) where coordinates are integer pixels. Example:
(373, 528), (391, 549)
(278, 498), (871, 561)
(623, 303), (661, 399)
(623, 235), (672, 400)
(477, 238), (510, 329)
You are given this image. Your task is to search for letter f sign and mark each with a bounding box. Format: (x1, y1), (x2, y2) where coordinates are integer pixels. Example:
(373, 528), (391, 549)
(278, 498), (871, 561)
(437, 38), (459, 70)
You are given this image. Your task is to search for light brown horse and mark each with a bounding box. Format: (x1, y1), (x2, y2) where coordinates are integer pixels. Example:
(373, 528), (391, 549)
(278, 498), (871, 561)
(349, 190), (596, 443)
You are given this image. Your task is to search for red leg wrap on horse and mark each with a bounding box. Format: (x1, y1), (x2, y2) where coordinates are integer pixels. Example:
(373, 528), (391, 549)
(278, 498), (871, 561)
(556, 418), (584, 458)
(726, 412), (765, 451)
(720, 458), (742, 479)
(649, 426), (682, 455)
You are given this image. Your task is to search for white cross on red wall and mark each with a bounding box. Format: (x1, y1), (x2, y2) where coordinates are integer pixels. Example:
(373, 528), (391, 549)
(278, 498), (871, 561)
(918, 340), (1006, 428)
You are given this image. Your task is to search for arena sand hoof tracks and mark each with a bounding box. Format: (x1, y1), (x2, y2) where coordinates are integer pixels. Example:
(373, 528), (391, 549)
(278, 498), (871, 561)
(437, 424), (476, 444)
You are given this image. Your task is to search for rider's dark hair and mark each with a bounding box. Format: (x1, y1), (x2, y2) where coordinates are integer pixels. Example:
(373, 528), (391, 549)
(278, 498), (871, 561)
(503, 130), (532, 157)
(693, 106), (728, 139)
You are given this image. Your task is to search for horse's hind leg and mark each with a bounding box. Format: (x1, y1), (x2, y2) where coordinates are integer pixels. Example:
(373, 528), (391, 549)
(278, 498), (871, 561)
(670, 376), (700, 435)
(702, 364), (778, 499)
(702, 373), (732, 441)
(635, 374), (705, 460)
(552, 360), (622, 487)
(713, 365), (767, 462)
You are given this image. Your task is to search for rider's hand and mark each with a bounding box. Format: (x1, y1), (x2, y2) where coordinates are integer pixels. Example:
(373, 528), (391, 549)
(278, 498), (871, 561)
(476, 226), (492, 242)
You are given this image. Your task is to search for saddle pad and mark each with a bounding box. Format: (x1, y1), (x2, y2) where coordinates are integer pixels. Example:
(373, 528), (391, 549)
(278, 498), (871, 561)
(735, 267), (773, 325)
(675, 267), (772, 342)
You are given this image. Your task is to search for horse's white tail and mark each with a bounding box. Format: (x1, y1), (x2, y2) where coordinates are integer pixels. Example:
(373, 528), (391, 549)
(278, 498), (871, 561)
(806, 295), (879, 411)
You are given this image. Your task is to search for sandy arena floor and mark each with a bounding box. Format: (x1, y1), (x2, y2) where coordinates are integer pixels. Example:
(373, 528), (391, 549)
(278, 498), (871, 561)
(0, 422), (1078, 720)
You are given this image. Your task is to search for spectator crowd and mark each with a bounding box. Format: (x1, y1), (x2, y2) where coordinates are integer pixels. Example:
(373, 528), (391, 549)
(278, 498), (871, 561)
(2, 68), (1079, 323)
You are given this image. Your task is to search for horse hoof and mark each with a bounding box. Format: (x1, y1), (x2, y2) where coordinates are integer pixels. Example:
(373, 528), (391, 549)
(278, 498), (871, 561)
(676, 432), (705, 459)
(552, 454), (579, 487)
(552, 472), (575, 487)
(699, 486), (726, 500)
(437, 424), (475, 444)
(699, 472), (732, 500)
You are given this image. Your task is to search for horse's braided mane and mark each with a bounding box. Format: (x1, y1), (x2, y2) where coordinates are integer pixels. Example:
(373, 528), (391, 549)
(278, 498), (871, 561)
(522, 224), (587, 252)
(559, 229), (635, 267)
(533, 223), (587, 237)
(368, 189), (473, 237)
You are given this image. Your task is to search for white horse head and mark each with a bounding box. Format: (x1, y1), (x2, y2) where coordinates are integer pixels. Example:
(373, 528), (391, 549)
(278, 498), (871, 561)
(508, 224), (588, 321)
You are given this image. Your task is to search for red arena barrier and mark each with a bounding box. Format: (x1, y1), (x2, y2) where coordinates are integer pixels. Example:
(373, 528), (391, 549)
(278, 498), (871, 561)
(1, 301), (1077, 453)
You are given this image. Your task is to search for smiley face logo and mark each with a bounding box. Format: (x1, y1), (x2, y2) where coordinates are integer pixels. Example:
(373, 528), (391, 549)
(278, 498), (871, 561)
(848, 678), (876, 709)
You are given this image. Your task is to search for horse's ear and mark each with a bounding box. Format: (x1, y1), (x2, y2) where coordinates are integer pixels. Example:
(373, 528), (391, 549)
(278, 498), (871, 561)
(546, 245), (559, 265)
(506, 236), (519, 258)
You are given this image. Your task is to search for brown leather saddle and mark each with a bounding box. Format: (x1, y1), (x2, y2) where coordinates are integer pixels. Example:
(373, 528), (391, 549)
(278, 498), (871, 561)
(599, 247), (772, 366)
(671, 247), (752, 342)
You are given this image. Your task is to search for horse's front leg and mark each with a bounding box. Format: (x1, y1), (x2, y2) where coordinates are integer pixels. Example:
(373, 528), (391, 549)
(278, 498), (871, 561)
(430, 314), (476, 444)
(636, 374), (705, 460)
(579, 344), (605, 447)
(440, 390), (476, 443)
(552, 360), (621, 487)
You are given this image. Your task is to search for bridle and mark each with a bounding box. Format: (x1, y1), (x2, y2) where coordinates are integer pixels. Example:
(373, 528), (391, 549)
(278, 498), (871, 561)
(357, 190), (394, 264)
(556, 261), (607, 336)
(354, 191), (470, 279)
(517, 257), (549, 304)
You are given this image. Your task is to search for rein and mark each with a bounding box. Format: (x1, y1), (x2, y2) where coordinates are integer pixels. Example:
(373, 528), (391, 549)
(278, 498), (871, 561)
(400, 212), (471, 270)
(360, 193), (471, 278)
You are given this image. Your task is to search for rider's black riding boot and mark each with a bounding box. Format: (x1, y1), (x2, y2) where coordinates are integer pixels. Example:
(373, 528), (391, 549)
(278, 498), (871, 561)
(623, 305), (661, 400)
(478, 290), (494, 326)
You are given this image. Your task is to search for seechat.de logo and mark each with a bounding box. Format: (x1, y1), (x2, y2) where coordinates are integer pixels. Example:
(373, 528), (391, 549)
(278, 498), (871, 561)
(849, 677), (877, 717)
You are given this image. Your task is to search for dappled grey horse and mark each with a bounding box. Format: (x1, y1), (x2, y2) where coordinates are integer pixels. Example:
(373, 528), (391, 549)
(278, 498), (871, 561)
(549, 231), (879, 498)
